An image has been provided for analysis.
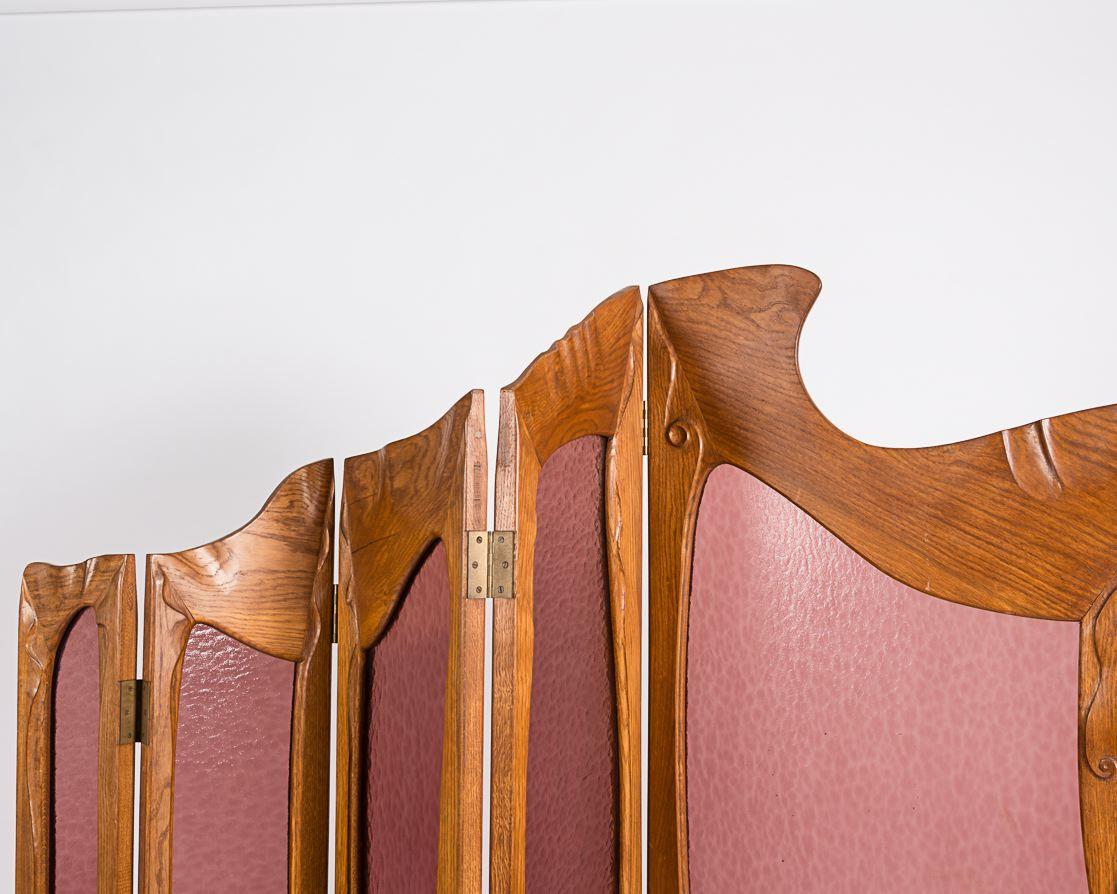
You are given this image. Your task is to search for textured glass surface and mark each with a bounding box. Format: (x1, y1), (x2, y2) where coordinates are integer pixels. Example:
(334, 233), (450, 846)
(52, 608), (99, 893)
(687, 464), (1083, 892)
(172, 624), (294, 893)
(526, 435), (617, 893)
(364, 543), (450, 892)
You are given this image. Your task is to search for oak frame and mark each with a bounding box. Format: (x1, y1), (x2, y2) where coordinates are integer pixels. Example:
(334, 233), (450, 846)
(137, 459), (334, 893)
(489, 289), (644, 894)
(16, 554), (137, 894)
(647, 265), (1117, 893)
(335, 391), (487, 894)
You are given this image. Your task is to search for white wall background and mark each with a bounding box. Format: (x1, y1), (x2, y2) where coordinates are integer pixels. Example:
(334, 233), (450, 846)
(3, 0), (1116, 888)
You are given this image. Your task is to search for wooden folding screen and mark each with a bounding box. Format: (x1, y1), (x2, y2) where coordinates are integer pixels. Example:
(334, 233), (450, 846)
(16, 555), (136, 893)
(647, 265), (1117, 893)
(20, 264), (1117, 894)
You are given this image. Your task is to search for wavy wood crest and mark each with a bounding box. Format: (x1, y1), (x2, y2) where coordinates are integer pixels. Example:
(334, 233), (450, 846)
(647, 264), (1117, 892)
(138, 460), (334, 893)
(490, 288), (643, 894)
(336, 390), (487, 894)
(16, 554), (137, 894)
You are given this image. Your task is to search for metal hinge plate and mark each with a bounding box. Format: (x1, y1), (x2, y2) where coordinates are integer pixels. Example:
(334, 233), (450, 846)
(466, 530), (515, 599)
(642, 400), (648, 456)
(332, 583), (339, 644)
(118, 679), (145, 745)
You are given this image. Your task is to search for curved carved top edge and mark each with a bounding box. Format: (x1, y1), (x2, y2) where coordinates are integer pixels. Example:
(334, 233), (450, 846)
(147, 459), (334, 662)
(343, 390), (481, 650)
(649, 265), (1117, 620)
(502, 286), (643, 463)
(650, 263), (1117, 456)
(147, 458), (334, 562)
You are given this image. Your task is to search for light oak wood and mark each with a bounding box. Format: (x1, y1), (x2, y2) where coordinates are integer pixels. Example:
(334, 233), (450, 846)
(489, 288), (643, 894)
(138, 460), (333, 893)
(336, 391), (487, 894)
(647, 264), (1117, 892)
(16, 554), (137, 894)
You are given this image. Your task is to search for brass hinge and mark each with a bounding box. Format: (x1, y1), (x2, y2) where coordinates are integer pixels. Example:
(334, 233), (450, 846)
(642, 400), (648, 456)
(118, 679), (145, 745)
(466, 530), (515, 599)
(331, 583), (339, 644)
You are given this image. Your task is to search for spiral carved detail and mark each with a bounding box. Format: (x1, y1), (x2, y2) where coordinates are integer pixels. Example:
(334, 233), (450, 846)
(1082, 587), (1117, 782)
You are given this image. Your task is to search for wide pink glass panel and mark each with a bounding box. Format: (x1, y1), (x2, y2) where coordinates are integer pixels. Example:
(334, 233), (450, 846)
(52, 608), (99, 893)
(687, 464), (1084, 893)
(526, 435), (617, 893)
(365, 542), (450, 892)
(172, 624), (294, 893)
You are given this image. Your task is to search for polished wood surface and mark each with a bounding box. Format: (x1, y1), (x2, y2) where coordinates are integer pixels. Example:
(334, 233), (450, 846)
(648, 265), (1117, 892)
(138, 460), (333, 893)
(490, 288), (643, 894)
(336, 391), (487, 894)
(16, 554), (137, 894)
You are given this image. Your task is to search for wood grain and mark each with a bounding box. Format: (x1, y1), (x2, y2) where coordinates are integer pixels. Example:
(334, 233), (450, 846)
(16, 554), (137, 894)
(489, 288), (643, 894)
(336, 391), (487, 894)
(137, 460), (333, 893)
(647, 264), (1117, 892)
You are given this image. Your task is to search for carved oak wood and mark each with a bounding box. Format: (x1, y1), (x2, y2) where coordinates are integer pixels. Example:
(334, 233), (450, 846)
(16, 554), (137, 894)
(489, 288), (643, 894)
(647, 264), (1117, 892)
(137, 460), (333, 893)
(336, 391), (487, 894)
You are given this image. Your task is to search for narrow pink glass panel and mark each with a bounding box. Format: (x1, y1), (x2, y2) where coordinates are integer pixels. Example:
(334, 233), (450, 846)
(526, 435), (617, 893)
(172, 624), (294, 893)
(686, 464), (1084, 892)
(364, 542), (450, 892)
(51, 608), (99, 893)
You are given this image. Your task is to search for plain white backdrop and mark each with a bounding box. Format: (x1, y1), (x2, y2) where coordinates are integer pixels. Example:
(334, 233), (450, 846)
(3, 0), (1116, 889)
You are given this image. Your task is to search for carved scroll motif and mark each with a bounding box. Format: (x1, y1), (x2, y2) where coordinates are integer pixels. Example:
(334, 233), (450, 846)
(1082, 587), (1117, 781)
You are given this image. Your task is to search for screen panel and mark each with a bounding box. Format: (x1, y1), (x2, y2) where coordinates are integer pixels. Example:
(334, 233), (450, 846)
(17, 555), (137, 894)
(526, 435), (617, 893)
(364, 543), (451, 892)
(686, 464), (1083, 892)
(171, 624), (296, 892)
(648, 265), (1117, 892)
(337, 392), (486, 894)
(139, 460), (333, 894)
(490, 288), (642, 894)
(51, 608), (100, 894)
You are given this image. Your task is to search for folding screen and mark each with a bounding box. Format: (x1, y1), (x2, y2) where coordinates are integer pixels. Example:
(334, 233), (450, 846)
(16, 555), (136, 893)
(19, 264), (1117, 894)
(647, 265), (1117, 893)
(138, 460), (334, 892)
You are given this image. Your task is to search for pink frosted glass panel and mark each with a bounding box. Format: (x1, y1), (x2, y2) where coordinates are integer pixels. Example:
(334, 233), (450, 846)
(687, 464), (1084, 893)
(526, 435), (617, 893)
(51, 608), (99, 893)
(364, 543), (450, 893)
(172, 624), (294, 893)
